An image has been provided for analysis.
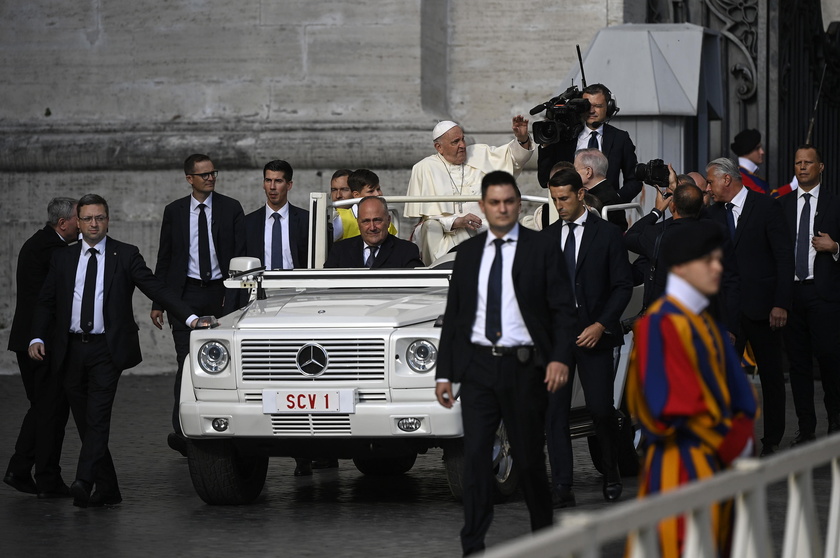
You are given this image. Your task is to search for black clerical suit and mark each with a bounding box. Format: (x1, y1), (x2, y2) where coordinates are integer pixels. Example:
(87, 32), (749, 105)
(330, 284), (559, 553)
(543, 212), (633, 490)
(33, 237), (194, 495)
(538, 124), (642, 201)
(324, 234), (424, 269)
(708, 188), (794, 448)
(437, 225), (576, 556)
(781, 187), (840, 436)
(154, 191), (245, 435)
(6, 225), (72, 492)
(587, 179), (628, 231)
(244, 203), (310, 269)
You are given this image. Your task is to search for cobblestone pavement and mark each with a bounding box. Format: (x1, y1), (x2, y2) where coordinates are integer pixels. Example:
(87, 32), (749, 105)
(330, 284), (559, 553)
(0, 374), (833, 557)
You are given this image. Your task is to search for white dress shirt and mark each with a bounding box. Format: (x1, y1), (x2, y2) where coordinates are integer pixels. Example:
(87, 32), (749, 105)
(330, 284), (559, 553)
(726, 185), (749, 228)
(470, 224), (534, 347)
(70, 238), (107, 333)
(576, 125), (603, 152)
(263, 202), (294, 270)
(189, 193), (222, 280)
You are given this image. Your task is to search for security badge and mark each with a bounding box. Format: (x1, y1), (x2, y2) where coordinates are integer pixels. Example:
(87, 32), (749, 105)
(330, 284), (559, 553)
(516, 347), (532, 364)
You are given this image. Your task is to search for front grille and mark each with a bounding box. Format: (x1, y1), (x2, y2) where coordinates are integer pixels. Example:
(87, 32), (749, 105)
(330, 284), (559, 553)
(270, 414), (352, 435)
(241, 338), (386, 382)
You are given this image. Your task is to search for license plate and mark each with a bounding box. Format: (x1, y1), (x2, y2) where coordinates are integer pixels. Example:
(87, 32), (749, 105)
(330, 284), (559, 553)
(262, 389), (356, 414)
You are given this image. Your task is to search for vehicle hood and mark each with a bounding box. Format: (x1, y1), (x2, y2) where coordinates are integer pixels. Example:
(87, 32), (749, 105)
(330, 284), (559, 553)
(232, 287), (448, 329)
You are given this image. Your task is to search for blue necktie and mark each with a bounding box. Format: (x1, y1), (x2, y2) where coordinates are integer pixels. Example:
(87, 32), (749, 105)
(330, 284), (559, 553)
(271, 212), (284, 269)
(198, 203), (211, 279)
(485, 238), (505, 344)
(587, 130), (598, 149)
(724, 203), (736, 241)
(81, 248), (98, 333)
(564, 223), (577, 295)
(795, 193), (812, 280)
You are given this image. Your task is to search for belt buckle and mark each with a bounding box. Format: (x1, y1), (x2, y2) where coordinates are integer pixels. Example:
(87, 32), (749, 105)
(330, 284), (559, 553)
(491, 345), (503, 357)
(80, 333), (91, 343)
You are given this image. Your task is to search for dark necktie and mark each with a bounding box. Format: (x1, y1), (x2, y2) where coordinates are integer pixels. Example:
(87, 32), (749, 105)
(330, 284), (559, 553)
(485, 238), (505, 344)
(81, 247), (98, 333)
(587, 130), (598, 149)
(564, 223), (577, 294)
(795, 193), (812, 280)
(198, 203), (211, 279)
(365, 246), (377, 268)
(271, 212), (284, 269)
(724, 202), (736, 241)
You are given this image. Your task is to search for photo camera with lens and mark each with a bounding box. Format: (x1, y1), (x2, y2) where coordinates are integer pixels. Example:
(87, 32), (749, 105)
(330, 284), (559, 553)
(635, 159), (670, 190)
(530, 86), (591, 145)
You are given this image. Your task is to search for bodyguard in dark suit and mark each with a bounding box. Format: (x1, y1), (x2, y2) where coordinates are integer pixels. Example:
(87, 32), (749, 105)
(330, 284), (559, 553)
(151, 154), (245, 452)
(29, 195), (197, 507)
(5, 197), (78, 498)
(707, 157), (794, 455)
(325, 197), (424, 269)
(538, 84), (642, 201)
(435, 171), (576, 556)
(781, 145), (840, 443)
(543, 169), (633, 506)
(245, 159), (309, 269)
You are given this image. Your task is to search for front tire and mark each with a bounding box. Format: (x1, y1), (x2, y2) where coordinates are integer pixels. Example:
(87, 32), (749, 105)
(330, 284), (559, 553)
(187, 439), (268, 505)
(443, 421), (519, 502)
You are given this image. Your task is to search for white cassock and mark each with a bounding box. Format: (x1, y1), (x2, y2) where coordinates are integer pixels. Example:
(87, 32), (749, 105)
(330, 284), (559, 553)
(404, 139), (533, 263)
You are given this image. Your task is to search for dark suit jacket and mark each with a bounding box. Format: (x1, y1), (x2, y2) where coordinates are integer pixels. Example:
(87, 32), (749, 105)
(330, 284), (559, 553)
(33, 237), (194, 373)
(587, 179), (628, 231)
(8, 226), (71, 351)
(625, 215), (741, 332)
(782, 188), (840, 302)
(436, 227), (577, 383)
(153, 192), (245, 315)
(324, 234), (424, 269)
(708, 189), (794, 320)
(537, 123), (642, 201)
(244, 203), (310, 269)
(544, 214), (633, 347)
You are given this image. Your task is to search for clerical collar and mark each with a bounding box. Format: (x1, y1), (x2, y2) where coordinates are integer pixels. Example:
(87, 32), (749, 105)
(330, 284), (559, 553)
(665, 273), (709, 314)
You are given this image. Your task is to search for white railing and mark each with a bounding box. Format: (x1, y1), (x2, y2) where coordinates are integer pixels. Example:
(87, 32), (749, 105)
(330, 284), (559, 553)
(482, 434), (840, 558)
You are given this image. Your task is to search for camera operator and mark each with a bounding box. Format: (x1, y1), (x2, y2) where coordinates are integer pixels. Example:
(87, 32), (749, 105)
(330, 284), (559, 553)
(537, 84), (642, 202)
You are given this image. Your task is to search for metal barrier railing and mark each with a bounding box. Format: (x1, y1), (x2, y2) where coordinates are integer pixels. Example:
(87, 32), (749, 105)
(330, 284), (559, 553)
(482, 434), (840, 558)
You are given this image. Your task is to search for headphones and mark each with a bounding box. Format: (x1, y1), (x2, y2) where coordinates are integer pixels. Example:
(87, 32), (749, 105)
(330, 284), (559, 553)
(586, 83), (620, 119)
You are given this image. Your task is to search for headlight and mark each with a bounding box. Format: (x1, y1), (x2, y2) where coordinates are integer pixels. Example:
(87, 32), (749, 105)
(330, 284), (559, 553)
(198, 341), (229, 374)
(406, 339), (437, 373)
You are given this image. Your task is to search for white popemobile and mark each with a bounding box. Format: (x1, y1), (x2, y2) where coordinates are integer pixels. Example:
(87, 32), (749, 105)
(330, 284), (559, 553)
(179, 193), (642, 505)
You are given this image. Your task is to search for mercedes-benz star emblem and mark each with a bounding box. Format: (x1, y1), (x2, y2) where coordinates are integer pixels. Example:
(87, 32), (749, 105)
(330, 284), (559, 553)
(296, 343), (329, 376)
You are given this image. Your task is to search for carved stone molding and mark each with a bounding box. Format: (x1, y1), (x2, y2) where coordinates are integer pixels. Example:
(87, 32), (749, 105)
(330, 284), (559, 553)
(705, 0), (759, 100)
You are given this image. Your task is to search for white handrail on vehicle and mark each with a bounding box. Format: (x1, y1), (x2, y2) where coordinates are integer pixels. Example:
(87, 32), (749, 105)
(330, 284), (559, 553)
(480, 433), (840, 558)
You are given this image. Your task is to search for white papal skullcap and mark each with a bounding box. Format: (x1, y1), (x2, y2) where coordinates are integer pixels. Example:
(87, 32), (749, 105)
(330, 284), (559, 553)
(432, 120), (459, 141)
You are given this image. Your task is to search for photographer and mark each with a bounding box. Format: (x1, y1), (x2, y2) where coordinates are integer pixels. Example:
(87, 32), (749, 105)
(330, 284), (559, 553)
(537, 84), (642, 202)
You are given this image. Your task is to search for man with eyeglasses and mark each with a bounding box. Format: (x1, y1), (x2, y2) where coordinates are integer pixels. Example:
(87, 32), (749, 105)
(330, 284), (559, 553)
(29, 194), (199, 507)
(151, 153), (246, 456)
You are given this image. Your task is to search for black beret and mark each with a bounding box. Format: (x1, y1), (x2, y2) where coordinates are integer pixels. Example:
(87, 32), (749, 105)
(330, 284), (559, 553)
(731, 129), (761, 156)
(662, 220), (725, 267)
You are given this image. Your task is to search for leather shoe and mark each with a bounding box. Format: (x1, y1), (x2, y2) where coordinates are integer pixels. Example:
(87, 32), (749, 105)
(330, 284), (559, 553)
(789, 431), (816, 447)
(311, 458), (339, 470)
(3, 471), (38, 495)
(759, 443), (779, 457)
(551, 485), (576, 509)
(70, 480), (92, 508)
(293, 458), (312, 477)
(603, 481), (622, 502)
(828, 415), (840, 435)
(37, 483), (71, 499)
(167, 433), (188, 457)
(90, 489), (122, 507)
